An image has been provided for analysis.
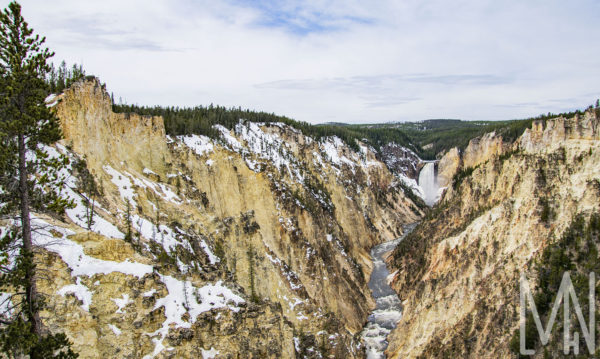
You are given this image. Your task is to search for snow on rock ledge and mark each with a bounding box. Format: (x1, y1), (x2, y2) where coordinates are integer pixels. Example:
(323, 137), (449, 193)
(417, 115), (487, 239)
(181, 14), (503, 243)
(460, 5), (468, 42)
(33, 218), (243, 358)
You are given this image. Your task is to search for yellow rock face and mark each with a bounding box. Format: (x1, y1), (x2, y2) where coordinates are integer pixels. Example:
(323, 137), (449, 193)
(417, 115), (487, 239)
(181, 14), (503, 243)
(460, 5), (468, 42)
(462, 131), (509, 170)
(33, 79), (422, 358)
(437, 131), (508, 189)
(56, 81), (169, 176)
(437, 147), (461, 188)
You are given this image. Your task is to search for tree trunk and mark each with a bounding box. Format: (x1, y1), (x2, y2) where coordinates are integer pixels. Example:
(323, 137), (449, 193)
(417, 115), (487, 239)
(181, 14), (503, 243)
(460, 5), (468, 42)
(18, 132), (41, 336)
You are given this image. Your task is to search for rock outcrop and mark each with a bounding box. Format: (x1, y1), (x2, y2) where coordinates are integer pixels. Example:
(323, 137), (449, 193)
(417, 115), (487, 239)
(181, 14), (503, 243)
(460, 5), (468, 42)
(437, 130), (510, 189)
(379, 143), (422, 179)
(436, 147), (460, 188)
(461, 131), (508, 169)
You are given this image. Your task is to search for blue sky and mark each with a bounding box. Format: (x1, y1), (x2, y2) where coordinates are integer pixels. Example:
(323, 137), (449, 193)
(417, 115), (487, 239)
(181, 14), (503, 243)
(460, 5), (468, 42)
(7, 0), (600, 123)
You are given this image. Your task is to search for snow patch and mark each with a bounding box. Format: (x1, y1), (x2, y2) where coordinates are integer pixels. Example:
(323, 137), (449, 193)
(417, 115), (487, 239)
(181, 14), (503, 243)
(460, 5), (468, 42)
(294, 337), (301, 352)
(143, 289), (157, 297)
(112, 294), (132, 313)
(108, 324), (122, 336)
(0, 292), (13, 316)
(145, 277), (244, 358)
(57, 277), (93, 311)
(45, 93), (59, 107)
(34, 145), (124, 239)
(64, 187), (125, 239)
(131, 215), (194, 256)
(127, 172), (182, 204)
(320, 136), (356, 170)
(33, 219), (153, 279)
(200, 240), (219, 264)
(201, 347), (219, 359)
(214, 125), (242, 151)
(266, 253), (303, 290)
(143, 168), (157, 176)
(236, 122), (298, 177)
(180, 134), (214, 156)
(104, 165), (137, 206)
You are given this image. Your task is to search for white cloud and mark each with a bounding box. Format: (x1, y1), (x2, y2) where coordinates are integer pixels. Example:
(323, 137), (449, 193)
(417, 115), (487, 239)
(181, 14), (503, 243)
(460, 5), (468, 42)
(6, 0), (600, 123)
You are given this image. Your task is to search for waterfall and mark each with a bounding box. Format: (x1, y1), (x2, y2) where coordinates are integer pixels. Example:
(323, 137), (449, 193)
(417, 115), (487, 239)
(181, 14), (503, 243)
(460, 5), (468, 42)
(418, 162), (438, 206)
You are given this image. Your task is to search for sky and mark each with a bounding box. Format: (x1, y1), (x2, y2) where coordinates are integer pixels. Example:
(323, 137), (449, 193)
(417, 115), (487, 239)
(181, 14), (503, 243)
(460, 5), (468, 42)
(6, 0), (600, 123)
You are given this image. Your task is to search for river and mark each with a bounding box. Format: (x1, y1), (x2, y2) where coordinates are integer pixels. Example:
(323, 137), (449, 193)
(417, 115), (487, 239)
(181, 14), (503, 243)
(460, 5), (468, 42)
(361, 223), (417, 359)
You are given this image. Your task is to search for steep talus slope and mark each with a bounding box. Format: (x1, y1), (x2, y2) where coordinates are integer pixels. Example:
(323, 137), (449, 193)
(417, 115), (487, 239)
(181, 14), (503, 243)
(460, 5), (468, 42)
(386, 110), (600, 358)
(27, 79), (422, 358)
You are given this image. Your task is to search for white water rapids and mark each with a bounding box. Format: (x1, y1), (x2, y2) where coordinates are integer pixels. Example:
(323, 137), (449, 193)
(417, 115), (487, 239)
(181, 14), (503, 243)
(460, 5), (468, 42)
(418, 162), (439, 207)
(361, 224), (417, 359)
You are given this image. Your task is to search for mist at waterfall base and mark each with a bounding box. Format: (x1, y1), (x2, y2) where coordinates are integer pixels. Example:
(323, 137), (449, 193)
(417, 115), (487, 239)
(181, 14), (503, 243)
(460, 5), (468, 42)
(361, 224), (417, 359)
(418, 162), (439, 207)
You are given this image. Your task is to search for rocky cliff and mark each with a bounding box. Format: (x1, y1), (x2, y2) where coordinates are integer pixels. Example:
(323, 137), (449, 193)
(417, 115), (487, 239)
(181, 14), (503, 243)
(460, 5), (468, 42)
(18, 79), (422, 358)
(436, 147), (460, 188)
(436, 129), (510, 189)
(386, 109), (600, 358)
(379, 143), (422, 180)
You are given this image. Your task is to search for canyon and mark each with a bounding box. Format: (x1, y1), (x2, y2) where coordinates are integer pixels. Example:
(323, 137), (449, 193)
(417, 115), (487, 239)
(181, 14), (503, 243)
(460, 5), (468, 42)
(3, 77), (599, 358)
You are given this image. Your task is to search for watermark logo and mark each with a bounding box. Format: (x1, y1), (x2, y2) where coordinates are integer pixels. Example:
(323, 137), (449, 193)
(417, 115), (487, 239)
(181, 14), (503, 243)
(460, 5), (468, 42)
(519, 272), (595, 355)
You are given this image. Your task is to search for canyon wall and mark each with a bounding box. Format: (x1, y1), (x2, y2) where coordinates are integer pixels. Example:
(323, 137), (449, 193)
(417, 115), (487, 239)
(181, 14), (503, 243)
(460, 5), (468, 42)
(24, 79), (422, 358)
(386, 110), (600, 358)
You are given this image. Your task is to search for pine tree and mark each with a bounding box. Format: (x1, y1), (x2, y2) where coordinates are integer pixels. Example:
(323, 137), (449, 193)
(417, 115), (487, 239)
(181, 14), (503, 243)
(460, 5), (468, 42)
(0, 2), (77, 357)
(73, 157), (97, 233)
(246, 245), (258, 303)
(56, 61), (66, 93)
(46, 61), (85, 94)
(124, 199), (133, 244)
